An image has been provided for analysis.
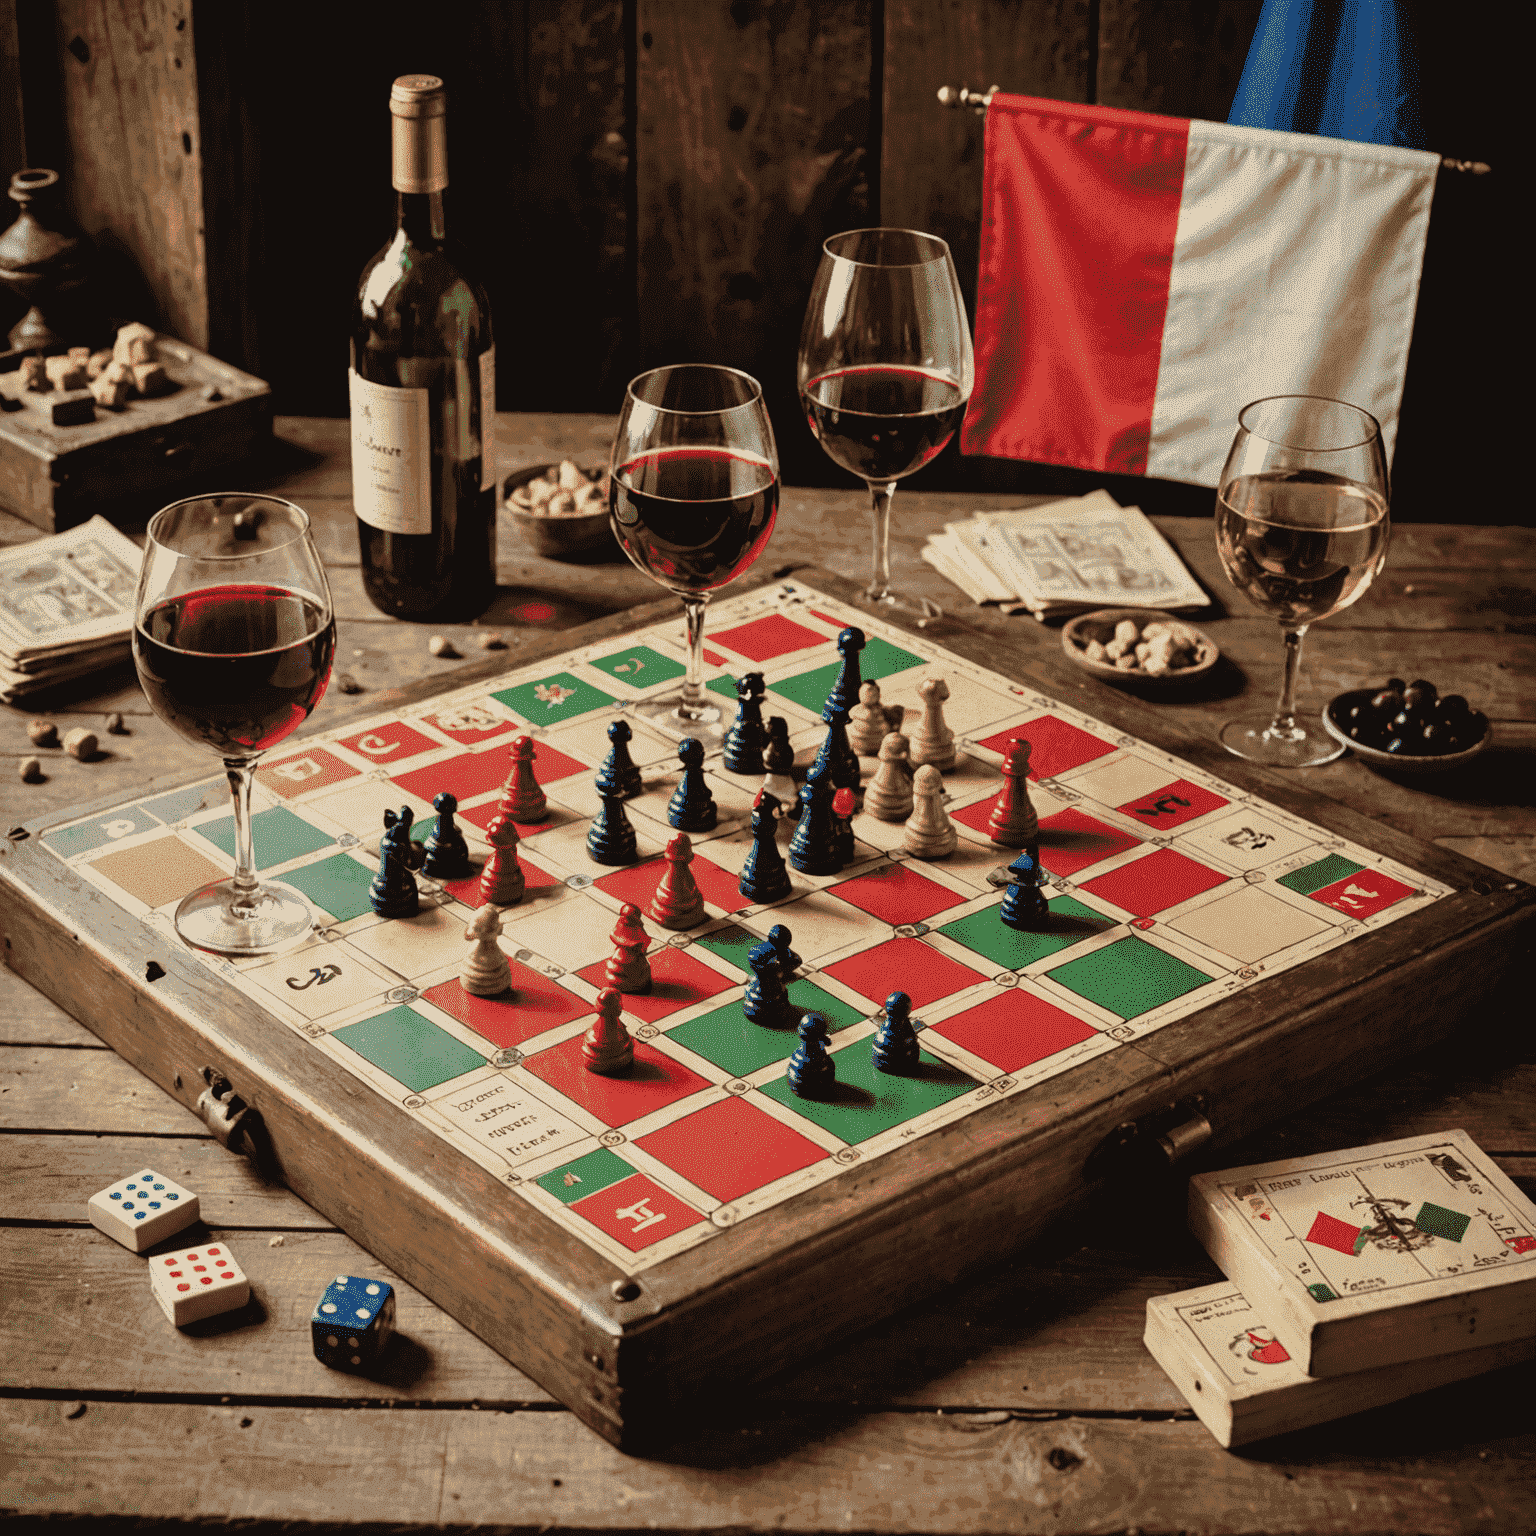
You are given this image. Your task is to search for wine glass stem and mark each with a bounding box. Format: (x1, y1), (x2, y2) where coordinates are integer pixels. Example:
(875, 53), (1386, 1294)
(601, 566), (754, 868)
(225, 759), (261, 918)
(866, 479), (898, 602)
(681, 596), (708, 714)
(1271, 625), (1310, 734)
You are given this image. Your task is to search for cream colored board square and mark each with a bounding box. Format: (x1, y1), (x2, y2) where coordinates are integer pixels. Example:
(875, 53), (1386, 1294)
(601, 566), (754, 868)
(543, 713), (674, 769)
(308, 779), (435, 841)
(877, 668), (1021, 738)
(756, 887), (897, 962)
(345, 903), (473, 978)
(525, 813), (665, 877)
(1166, 885), (1334, 965)
(1178, 808), (1316, 873)
(561, 767), (754, 833)
(700, 822), (884, 890)
(1068, 753), (1181, 811)
(243, 941), (396, 1021)
(497, 893), (615, 972)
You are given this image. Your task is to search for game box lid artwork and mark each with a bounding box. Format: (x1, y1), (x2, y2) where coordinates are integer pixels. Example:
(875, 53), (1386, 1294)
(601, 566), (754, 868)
(2, 570), (1531, 1450)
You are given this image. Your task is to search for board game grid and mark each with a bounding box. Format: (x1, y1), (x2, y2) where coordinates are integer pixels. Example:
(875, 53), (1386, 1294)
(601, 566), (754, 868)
(37, 581), (1452, 1274)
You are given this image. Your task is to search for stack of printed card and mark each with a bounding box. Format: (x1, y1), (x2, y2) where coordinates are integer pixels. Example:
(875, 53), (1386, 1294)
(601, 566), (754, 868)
(919, 489), (1208, 621)
(0, 516), (143, 702)
(1147, 1130), (1536, 1447)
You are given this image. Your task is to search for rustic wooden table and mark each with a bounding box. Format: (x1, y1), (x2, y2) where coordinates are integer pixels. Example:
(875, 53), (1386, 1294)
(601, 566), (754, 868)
(3, 416), (1532, 1533)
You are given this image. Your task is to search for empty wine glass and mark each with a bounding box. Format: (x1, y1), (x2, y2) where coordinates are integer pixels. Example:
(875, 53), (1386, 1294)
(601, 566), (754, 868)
(608, 364), (779, 748)
(1214, 397), (1390, 766)
(798, 228), (974, 612)
(133, 494), (336, 954)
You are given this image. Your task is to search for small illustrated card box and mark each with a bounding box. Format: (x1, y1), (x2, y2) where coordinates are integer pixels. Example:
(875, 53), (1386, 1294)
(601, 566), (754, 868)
(1188, 1129), (1536, 1378)
(1144, 1281), (1535, 1448)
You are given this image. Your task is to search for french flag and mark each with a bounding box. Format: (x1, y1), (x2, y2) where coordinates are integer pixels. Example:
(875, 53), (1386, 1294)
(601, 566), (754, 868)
(960, 94), (1440, 486)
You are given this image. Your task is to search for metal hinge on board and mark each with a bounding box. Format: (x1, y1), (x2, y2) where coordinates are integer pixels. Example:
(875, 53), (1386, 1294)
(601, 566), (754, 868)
(196, 1068), (262, 1156)
(1086, 1092), (1213, 1183)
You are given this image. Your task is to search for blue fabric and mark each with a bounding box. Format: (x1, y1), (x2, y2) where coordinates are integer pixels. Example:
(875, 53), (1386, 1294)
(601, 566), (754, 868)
(1228, 0), (1423, 149)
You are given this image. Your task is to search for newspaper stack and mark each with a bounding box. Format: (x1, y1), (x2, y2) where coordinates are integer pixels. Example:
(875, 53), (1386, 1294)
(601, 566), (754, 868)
(920, 489), (1207, 621)
(0, 517), (144, 703)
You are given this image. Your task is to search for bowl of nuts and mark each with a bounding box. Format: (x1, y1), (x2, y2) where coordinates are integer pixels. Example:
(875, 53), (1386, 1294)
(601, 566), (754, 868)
(1061, 608), (1218, 688)
(505, 460), (612, 558)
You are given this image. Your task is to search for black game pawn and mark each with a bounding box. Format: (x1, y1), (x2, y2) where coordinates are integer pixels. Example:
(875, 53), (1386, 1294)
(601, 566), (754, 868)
(667, 737), (717, 832)
(789, 761), (841, 875)
(825, 627), (866, 721)
(786, 1012), (836, 1099)
(999, 848), (1050, 931)
(768, 923), (801, 976)
(722, 672), (767, 774)
(586, 790), (640, 866)
(872, 990), (921, 1075)
(371, 809), (420, 918)
(596, 719), (643, 800)
(744, 936), (794, 1029)
(739, 791), (792, 904)
(421, 791), (472, 880)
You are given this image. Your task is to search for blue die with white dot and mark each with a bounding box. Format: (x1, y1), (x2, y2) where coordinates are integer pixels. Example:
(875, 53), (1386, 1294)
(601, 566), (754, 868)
(311, 1275), (396, 1371)
(87, 1169), (200, 1253)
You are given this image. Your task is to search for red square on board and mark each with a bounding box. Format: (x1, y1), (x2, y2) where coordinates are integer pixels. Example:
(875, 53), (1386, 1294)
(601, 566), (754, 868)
(703, 647), (727, 667)
(575, 945), (736, 1023)
(1118, 777), (1228, 830)
(393, 739), (589, 806)
(458, 798), (562, 838)
(524, 1033), (714, 1128)
(930, 990), (1098, 1074)
(829, 863), (968, 926)
(423, 958), (593, 1047)
(257, 747), (360, 800)
(571, 1171), (706, 1253)
(977, 717), (1115, 781)
(1506, 1235), (1536, 1254)
(636, 1095), (826, 1203)
(822, 935), (987, 1010)
(1081, 847), (1228, 917)
(437, 856), (561, 910)
(594, 853), (750, 914)
(1306, 1210), (1366, 1257)
(1036, 807), (1142, 878)
(335, 720), (441, 766)
(1306, 869), (1416, 920)
(710, 614), (830, 663)
(419, 704), (517, 745)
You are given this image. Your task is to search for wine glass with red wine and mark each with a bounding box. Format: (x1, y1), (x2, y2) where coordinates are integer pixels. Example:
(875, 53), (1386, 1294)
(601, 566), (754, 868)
(798, 228), (974, 613)
(133, 495), (337, 955)
(608, 365), (779, 748)
(1215, 396), (1390, 767)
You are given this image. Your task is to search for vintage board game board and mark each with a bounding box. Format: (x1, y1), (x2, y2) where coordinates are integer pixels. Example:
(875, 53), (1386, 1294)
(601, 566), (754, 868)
(2, 570), (1531, 1450)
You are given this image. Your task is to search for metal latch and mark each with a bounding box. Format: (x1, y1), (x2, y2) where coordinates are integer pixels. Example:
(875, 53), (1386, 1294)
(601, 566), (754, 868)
(197, 1068), (258, 1155)
(1087, 1092), (1213, 1182)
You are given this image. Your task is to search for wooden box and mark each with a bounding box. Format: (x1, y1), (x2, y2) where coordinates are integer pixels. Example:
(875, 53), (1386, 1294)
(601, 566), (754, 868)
(0, 335), (271, 531)
(1, 570), (1529, 1454)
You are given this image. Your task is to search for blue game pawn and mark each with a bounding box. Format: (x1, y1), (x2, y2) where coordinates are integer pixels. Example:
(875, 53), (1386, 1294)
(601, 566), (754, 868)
(744, 936), (794, 1028)
(587, 789), (640, 865)
(999, 847), (1050, 931)
(789, 761), (841, 875)
(421, 791), (471, 880)
(786, 1012), (836, 1098)
(667, 737), (717, 832)
(739, 791), (792, 904)
(371, 808), (420, 918)
(768, 923), (801, 976)
(872, 990), (922, 1075)
(722, 673), (767, 774)
(812, 628), (864, 794)
(596, 719), (643, 800)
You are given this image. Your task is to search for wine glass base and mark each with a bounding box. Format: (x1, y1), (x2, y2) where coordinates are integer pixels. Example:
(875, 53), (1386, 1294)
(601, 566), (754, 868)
(174, 878), (318, 957)
(1219, 716), (1345, 768)
(863, 588), (945, 626)
(629, 691), (727, 750)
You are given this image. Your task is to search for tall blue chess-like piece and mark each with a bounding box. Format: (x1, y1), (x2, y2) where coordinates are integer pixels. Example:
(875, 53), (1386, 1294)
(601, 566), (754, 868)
(789, 761), (841, 875)
(586, 790), (640, 865)
(739, 790), (792, 903)
(872, 990), (921, 1075)
(371, 807), (420, 918)
(744, 935), (793, 1028)
(722, 672), (767, 774)
(999, 847), (1049, 930)
(767, 923), (801, 976)
(667, 737), (717, 832)
(421, 791), (471, 879)
(786, 1012), (836, 1098)
(596, 719), (643, 800)
(812, 627), (865, 794)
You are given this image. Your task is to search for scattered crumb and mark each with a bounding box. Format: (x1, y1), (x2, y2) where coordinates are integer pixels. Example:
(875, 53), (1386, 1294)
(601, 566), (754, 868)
(428, 636), (460, 658)
(268, 1235), (285, 1248)
(476, 631), (506, 650)
(27, 718), (57, 747)
(105, 711), (127, 735)
(19, 756), (44, 783)
(63, 728), (99, 761)
(337, 672), (363, 695)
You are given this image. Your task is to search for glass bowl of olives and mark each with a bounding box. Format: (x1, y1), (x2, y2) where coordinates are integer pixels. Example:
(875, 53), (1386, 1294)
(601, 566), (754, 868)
(1322, 678), (1490, 774)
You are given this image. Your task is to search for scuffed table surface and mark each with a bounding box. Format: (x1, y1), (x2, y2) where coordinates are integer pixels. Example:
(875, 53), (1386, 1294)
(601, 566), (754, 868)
(2, 415), (1532, 1534)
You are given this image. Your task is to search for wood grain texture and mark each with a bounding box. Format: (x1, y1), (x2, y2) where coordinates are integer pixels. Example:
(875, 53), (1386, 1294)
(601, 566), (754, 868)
(1096, 0), (1263, 116)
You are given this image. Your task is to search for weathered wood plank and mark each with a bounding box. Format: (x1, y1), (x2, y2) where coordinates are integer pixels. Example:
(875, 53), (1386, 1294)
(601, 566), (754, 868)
(0, 1044), (202, 1133)
(0, 960), (100, 1043)
(1096, 0), (1263, 117)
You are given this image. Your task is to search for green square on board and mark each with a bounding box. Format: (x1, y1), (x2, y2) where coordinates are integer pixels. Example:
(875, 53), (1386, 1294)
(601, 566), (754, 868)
(1278, 853), (1363, 897)
(587, 644), (687, 690)
(758, 1043), (977, 1144)
(769, 637), (926, 715)
(492, 671), (617, 725)
(281, 852), (377, 923)
(536, 1147), (634, 1205)
(938, 894), (1113, 971)
(692, 923), (758, 974)
(706, 674), (740, 701)
(665, 980), (863, 1078)
(1045, 936), (1211, 1020)
(332, 1005), (486, 1092)
(199, 805), (336, 871)
(1415, 1201), (1471, 1243)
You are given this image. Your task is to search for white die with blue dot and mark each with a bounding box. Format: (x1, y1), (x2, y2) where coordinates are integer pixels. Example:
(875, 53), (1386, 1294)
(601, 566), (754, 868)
(87, 1168), (200, 1253)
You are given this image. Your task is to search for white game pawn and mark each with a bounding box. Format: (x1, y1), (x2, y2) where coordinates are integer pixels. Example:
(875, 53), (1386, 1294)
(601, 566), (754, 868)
(863, 731), (915, 822)
(909, 677), (956, 771)
(847, 680), (889, 756)
(902, 764), (957, 857)
(461, 905), (512, 996)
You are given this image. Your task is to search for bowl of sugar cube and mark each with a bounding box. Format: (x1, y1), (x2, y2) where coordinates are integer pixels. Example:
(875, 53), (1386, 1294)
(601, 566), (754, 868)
(1061, 609), (1218, 689)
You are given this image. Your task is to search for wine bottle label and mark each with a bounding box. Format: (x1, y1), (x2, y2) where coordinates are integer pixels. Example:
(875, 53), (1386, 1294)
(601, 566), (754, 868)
(349, 368), (431, 535)
(480, 346), (496, 492)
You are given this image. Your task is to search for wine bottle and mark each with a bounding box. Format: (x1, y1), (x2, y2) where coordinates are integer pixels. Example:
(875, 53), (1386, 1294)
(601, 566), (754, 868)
(350, 74), (496, 619)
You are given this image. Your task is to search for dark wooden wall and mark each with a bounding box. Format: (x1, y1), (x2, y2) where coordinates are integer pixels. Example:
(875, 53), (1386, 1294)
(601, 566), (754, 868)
(0, 0), (1506, 522)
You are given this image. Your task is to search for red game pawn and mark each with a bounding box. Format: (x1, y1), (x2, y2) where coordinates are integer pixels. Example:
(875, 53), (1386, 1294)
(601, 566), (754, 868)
(606, 902), (652, 993)
(478, 813), (526, 907)
(582, 988), (633, 1075)
(649, 832), (706, 930)
(987, 738), (1038, 847)
(498, 735), (547, 822)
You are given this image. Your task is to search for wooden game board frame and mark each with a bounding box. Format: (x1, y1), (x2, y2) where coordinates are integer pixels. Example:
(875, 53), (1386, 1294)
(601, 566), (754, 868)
(3, 566), (1531, 1452)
